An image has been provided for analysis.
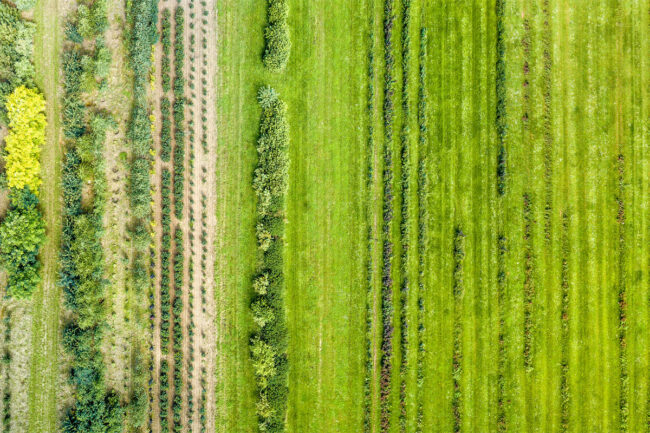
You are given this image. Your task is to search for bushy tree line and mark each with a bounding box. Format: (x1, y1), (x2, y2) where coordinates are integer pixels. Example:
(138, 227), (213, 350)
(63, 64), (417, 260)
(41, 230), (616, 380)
(159, 9), (172, 161)
(171, 226), (184, 433)
(0, 85), (46, 298)
(262, 0), (290, 72)
(160, 168), (172, 353)
(495, 0), (506, 195)
(415, 27), (428, 433)
(59, 2), (149, 429)
(126, 0), (158, 222)
(397, 1), (411, 430)
(249, 86), (289, 433)
(161, 9), (171, 93)
(172, 7), (185, 219)
(0, 3), (35, 123)
(380, 0), (395, 431)
(452, 228), (465, 433)
(4, 86), (45, 194)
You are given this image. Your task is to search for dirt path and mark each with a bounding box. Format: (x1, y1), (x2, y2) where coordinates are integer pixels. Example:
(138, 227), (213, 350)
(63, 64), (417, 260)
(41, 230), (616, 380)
(27, 0), (63, 430)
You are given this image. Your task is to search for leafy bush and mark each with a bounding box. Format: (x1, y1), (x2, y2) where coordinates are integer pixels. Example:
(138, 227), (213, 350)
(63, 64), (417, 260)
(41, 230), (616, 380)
(0, 189), (45, 298)
(0, 4), (35, 122)
(4, 86), (46, 193)
(262, 0), (290, 72)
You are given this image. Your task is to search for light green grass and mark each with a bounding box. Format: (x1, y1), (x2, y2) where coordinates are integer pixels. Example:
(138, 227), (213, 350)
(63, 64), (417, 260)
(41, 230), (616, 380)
(28, 0), (62, 431)
(215, 1), (648, 432)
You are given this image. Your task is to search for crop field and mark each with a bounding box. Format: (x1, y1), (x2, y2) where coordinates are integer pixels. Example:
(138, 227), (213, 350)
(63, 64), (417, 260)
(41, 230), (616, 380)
(0, 0), (646, 433)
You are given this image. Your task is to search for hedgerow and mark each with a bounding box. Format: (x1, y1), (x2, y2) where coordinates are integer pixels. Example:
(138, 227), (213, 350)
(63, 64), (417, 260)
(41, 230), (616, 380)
(0, 3), (35, 123)
(262, 0), (290, 72)
(250, 86), (289, 433)
(398, 1), (411, 430)
(452, 228), (465, 433)
(0, 85), (46, 299)
(4, 86), (46, 194)
(160, 97), (172, 161)
(495, 0), (506, 195)
(415, 26), (428, 433)
(172, 6), (185, 219)
(380, 0), (395, 431)
(160, 168), (172, 353)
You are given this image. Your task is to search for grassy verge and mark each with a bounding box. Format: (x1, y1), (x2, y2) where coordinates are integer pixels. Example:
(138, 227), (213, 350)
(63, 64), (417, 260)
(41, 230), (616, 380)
(28, 0), (62, 430)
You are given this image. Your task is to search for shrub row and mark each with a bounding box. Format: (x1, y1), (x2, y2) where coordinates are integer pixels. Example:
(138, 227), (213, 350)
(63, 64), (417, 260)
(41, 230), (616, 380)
(126, 0), (158, 221)
(415, 26), (428, 433)
(397, 1), (411, 430)
(160, 97), (172, 162)
(559, 212), (569, 433)
(380, 0), (395, 431)
(1, 315), (10, 431)
(262, 0), (290, 72)
(161, 9), (171, 92)
(160, 168), (172, 353)
(171, 226), (184, 433)
(172, 7), (185, 219)
(249, 87), (289, 433)
(0, 3), (35, 123)
(452, 228), (465, 433)
(522, 193), (534, 371)
(495, 0), (506, 195)
(0, 86), (47, 299)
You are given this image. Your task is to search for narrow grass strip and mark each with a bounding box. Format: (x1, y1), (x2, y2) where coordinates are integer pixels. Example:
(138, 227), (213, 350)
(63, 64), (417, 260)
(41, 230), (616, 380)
(363, 0), (376, 430)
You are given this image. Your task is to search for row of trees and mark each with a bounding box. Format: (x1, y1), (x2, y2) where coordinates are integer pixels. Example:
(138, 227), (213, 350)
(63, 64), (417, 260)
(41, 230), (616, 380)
(172, 7), (185, 219)
(262, 0), (290, 72)
(0, 3), (45, 301)
(126, 0), (159, 429)
(0, 3), (35, 123)
(0, 86), (46, 298)
(397, 1), (412, 430)
(380, 0), (396, 431)
(451, 228), (465, 433)
(250, 87), (289, 433)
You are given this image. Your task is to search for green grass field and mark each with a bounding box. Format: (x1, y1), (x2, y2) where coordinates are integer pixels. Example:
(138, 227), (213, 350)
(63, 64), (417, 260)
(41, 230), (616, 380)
(0, 0), (645, 431)
(216, 1), (648, 432)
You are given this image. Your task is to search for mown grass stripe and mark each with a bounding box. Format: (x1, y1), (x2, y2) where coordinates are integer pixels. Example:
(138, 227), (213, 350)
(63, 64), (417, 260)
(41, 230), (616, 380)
(363, 1), (376, 432)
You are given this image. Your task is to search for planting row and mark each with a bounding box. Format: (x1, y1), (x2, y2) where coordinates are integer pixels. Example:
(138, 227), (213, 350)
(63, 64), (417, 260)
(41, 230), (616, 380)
(398, 0), (412, 430)
(59, 4), (124, 427)
(249, 86), (289, 433)
(380, 0), (396, 431)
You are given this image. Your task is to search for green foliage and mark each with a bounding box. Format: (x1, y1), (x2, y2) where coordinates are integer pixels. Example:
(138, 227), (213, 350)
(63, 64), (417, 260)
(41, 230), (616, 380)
(0, 188), (45, 298)
(14, 0), (36, 11)
(0, 3), (35, 122)
(262, 0), (290, 72)
(4, 86), (46, 193)
(250, 87), (289, 433)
